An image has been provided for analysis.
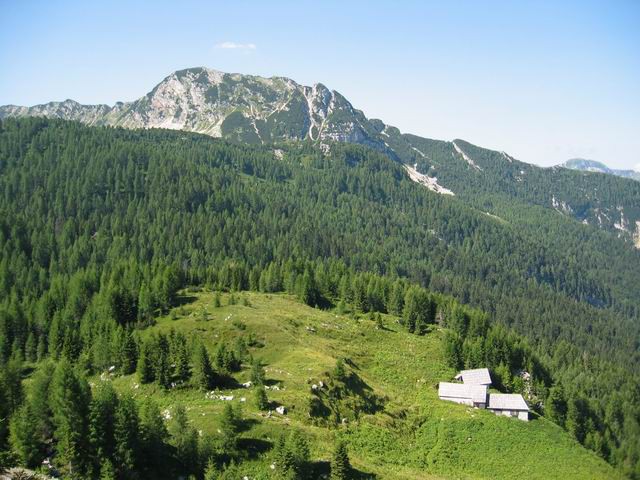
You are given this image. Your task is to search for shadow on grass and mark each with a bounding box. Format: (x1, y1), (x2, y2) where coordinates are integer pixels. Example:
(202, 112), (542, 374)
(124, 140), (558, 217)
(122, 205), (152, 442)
(528, 410), (542, 422)
(264, 378), (281, 387)
(216, 374), (242, 389)
(310, 461), (377, 479)
(237, 438), (272, 459)
(174, 294), (199, 307)
(237, 417), (260, 434)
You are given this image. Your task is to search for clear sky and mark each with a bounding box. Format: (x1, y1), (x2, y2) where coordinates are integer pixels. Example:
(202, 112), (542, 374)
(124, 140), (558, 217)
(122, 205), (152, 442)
(1, 0), (639, 170)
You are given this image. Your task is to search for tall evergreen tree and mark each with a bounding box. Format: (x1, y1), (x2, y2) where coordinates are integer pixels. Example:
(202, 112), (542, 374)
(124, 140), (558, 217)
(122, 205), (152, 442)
(99, 459), (116, 480)
(254, 387), (269, 411)
(137, 338), (155, 384)
(193, 342), (215, 390)
(546, 385), (568, 427)
(330, 440), (351, 480)
(88, 382), (118, 464)
(50, 359), (91, 478)
(250, 358), (266, 386)
(219, 403), (240, 456)
(388, 280), (405, 316)
(9, 403), (42, 468)
(402, 287), (433, 334)
(139, 398), (168, 475)
(119, 329), (138, 375)
(171, 405), (198, 475)
(114, 395), (140, 479)
(173, 332), (192, 382)
(155, 334), (171, 389)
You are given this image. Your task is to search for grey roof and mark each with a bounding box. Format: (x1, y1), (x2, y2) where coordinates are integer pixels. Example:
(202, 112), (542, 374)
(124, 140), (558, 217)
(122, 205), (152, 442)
(454, 368), (492, 385)
(438, 382), (487, 404)
(488, 393), (529, 411)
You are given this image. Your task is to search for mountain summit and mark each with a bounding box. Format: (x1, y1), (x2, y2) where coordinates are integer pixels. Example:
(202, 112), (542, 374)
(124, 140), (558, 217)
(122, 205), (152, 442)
(2, 67), (640, 245)
(0, 67), (383, 147)
(560, 158), (640, 181)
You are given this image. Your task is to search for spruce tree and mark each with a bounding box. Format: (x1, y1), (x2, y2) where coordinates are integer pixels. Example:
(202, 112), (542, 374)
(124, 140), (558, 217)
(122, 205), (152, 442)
(204, 458), (220, 480)
(333, 358), (346, 381)
(139, 398), (168, 475)
(330, 440), (351, 480)
(155, 334), (171, 389)
(219, 403), (240, 455)
(51, 359), (91, 477)
(171, 405), (198, 475)
(99, 459), (116, 480)
(297, 269), (318, 306)
(254, 386), (269, 411)
(288, 429), (310, 477)
(137, 282), (153, 322)
(193, 342), (215, 390)
(402, 287), (433, 334)
(272, 432), (287, 468)
(29, 362), (55, 442)
(9, 403), (42, 468)
(546, 385), (568, 427)
(137, 339), (155, 384)
(88, 382), (118, 464)
(388, 280), (405, 315)
(175, 337), (192, 382)
(250, 358), (266, 386)
(36, 335), (47, 361)
(119, 329), (138, 375)
(114, 395), (140, 478)
(24, 332), (36, 362)
(3, 357), (24, 414)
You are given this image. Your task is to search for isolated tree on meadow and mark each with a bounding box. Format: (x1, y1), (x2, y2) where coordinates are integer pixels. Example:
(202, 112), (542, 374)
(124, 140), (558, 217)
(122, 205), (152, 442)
(171, 405), (199, 475)
(250, 358), (266, 386)
(219, 403), (241, 455)
(254, 386), (269, 411)
(193, 342), (215, 390)
(330, 440), (351, 480)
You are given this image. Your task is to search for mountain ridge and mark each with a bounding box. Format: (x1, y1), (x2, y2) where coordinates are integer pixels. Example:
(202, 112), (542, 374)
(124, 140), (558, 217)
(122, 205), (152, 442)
(2, 66), (640, 247)
(560, 158), (640, 181)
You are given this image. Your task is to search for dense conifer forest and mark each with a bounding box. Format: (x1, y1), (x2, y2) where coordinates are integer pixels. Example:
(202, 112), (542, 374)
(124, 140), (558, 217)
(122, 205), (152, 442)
(0, 118), (638, 478)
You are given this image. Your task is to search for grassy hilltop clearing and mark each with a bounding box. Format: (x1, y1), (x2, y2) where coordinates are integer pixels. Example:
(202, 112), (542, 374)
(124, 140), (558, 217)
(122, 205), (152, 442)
(103, 289), (620, 480)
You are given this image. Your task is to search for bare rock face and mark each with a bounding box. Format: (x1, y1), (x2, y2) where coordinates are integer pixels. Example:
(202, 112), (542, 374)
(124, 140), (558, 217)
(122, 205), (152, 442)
(0, 67), (380, 146)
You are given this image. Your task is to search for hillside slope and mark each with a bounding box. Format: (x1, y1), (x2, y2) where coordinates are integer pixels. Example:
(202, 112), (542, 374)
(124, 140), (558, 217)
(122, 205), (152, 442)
(2, 67), (639, 244)
(0, 118), (638, 476)
(109, 289), (621, 480)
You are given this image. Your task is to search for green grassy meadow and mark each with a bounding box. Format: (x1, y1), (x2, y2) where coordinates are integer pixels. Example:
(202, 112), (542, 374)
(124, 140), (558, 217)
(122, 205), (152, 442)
(108, 290), (620, 479)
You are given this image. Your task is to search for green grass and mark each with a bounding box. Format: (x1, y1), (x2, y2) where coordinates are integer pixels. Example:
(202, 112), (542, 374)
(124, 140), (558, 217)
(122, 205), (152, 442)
(110, 290), (621, 479)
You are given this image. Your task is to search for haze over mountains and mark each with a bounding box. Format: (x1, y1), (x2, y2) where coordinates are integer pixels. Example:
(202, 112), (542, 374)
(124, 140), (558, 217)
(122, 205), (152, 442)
(560, 158), (640, 182)
(2, 66), (639, 247)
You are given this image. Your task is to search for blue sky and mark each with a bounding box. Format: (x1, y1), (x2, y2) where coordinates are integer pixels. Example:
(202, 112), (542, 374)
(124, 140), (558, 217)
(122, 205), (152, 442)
(1, 0), (639, 169)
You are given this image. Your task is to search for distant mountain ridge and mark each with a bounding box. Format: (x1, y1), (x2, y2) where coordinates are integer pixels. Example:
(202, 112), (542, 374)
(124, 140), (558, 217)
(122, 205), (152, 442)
(561, 158), (640, 181)
(2, 66), (640, 247)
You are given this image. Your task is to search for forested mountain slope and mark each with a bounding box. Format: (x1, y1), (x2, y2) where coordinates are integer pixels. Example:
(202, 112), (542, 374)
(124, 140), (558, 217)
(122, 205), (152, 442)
(0, 118), (639, 477)
(2, 67), (639, 245)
